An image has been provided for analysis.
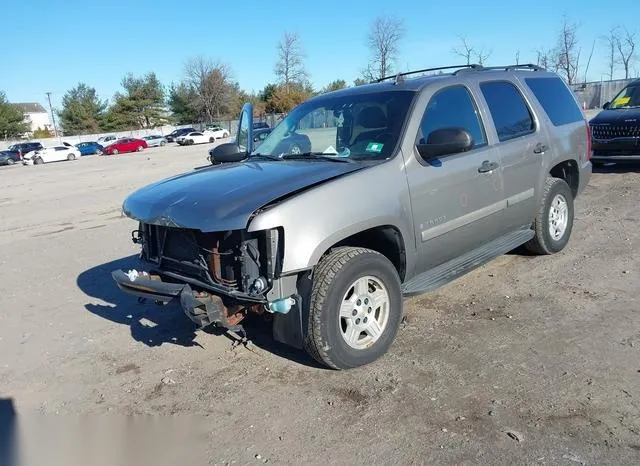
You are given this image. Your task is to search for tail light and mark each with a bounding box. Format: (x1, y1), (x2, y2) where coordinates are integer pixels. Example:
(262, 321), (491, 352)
(585, 119), (592, 161)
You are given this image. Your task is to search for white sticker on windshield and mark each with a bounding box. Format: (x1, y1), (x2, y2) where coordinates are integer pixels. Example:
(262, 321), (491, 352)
(323, 145), (337, 154)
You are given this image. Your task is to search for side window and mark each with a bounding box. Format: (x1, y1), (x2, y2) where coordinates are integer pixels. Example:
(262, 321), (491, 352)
(418, 86), (487, 148)
(480, 81), (535, 142)
(524, 77), (584, 126)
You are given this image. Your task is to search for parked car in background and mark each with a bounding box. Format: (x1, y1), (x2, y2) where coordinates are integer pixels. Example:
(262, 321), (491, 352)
(103, 138), (148, 155)
(252, 127), (272, 149)
(0, 142), (44, 164)
(22, 145), (81, 165)
(97, 135), (119, 146)
(176, 131), (218, 145)
(0, 151), (21, 166)
(253, 121), (270, 130)
(142, 135), (167, 147)
(204, 125), (231, 139)
(165, 127), (196, 142)
(76, 141), (104, 156)
(589, 78), (640, 166)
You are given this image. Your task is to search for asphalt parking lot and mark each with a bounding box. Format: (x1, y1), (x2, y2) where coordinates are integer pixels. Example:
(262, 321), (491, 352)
(1, 142), (639, 465)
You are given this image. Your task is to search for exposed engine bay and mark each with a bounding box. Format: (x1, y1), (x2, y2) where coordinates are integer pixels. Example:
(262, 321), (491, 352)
(111, 222), (299, 339)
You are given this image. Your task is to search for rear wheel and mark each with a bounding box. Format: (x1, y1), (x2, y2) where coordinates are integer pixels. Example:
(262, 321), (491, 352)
(34, 157), (44, 165)
(6, 158), (15, 165)
(96, 149), (103, 155)
(160, 141), (166, 146)
(304, 247), (403, 370)
(112, 149), (119, 155)
(525, 177), (574, 255)
(209, 137), (215, 143)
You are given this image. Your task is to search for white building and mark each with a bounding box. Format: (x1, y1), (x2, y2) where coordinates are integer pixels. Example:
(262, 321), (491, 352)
(12, 102), (52, 133)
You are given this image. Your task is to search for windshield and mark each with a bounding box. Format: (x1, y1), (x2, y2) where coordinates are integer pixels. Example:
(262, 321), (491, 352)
(252, 90), (415, 160)
(609, 84), (640, 109)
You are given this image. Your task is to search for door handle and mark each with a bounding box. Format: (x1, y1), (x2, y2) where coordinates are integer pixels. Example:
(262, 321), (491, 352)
(533, 142), (548, 154)
(478, 160), (499, 173)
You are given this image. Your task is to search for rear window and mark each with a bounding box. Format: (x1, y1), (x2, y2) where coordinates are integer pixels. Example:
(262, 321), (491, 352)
(525, 77), (584, 126)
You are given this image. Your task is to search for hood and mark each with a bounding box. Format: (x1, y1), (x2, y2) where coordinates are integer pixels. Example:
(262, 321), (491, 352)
(122, 159), (365, 231)
(590, 107), (640, 125)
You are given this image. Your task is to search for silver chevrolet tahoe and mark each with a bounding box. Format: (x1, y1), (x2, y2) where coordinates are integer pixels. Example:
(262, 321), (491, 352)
(112, 64), (592, 370)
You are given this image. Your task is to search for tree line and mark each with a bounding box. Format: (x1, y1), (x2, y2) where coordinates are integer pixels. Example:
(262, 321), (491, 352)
(1, 14), (638, 138)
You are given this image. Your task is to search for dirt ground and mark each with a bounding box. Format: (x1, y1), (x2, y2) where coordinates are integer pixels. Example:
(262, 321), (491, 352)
(0, 142), (639, 466)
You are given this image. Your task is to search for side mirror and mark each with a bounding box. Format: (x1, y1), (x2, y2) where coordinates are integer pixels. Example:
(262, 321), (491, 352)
(209, 142), (247, 164)
(603, 101), (610, 109)
(416, 127), (473, 160)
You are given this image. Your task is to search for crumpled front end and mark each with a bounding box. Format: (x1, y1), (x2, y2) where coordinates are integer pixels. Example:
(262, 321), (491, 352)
(111, 222), (295, 334)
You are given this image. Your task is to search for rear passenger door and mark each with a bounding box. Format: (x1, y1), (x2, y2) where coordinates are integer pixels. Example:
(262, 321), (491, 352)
(406, 84), (505, 271)
(478, 80), (544, 231)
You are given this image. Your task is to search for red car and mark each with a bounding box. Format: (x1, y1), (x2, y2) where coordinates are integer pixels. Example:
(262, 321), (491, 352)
(102, 138), (148, 155)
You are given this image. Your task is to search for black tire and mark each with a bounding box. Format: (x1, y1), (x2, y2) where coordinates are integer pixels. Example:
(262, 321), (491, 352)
(304, 247), (403, 370)
(6, 158), (15, 165)
(34, 157), (43, 165)
(525, 177), (574, 255)
(67, 153), (76, 161)
(209, 137), (214, 143)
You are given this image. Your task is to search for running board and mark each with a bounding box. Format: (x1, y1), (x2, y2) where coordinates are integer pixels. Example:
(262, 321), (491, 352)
(401, 228), (534, 297)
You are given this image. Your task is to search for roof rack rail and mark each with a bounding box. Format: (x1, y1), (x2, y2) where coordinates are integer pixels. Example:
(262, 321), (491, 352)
(374, 64), (483, 83)
(454, 63), (546, 74)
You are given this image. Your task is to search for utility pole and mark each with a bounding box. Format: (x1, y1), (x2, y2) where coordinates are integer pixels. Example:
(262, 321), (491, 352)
(46, 92), (59, 140)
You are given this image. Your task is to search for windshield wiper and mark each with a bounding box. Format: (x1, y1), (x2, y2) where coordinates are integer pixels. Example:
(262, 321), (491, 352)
(281, 152), (356, 163)
(249, 152), (281, 161)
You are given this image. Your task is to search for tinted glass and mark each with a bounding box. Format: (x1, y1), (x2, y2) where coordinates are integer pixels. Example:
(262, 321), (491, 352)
(525, 77), (583, 126)
(480, 81), (535, 141)
(419, 86), (486, 147)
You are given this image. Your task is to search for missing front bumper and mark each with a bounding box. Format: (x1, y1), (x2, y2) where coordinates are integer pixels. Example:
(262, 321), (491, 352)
(111, 269), (251, 332)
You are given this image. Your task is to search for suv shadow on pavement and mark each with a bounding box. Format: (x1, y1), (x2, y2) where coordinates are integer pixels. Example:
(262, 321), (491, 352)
(76, 255), (322, 367)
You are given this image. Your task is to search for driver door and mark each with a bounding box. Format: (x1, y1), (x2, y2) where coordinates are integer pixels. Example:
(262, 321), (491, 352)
(405, 84), (506, 271)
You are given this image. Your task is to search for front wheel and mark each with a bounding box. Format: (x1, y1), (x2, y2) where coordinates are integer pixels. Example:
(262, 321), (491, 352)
(96, 149), (103, 155)
(137, 145), (143, 152)
(34, 157), (44, 165)
(525, 177), (574, 255)
(112, 149), (119, 155)
(209, 137), (215, 143)
(304, 247), (403, 370)
(6, 158), (15, 165)
(67, 153), (76, 161)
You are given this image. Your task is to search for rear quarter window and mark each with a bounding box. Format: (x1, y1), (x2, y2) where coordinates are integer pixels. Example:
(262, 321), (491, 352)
(524, 77), (584, 126)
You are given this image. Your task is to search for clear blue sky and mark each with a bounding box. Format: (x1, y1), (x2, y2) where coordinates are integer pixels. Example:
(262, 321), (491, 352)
(4, 0), (639, 114)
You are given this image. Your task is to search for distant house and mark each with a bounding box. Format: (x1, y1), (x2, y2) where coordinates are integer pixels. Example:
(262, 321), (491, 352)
(12, 102), (52, 133)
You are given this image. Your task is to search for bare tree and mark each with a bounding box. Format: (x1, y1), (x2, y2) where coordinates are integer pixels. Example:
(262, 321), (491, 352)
(184, 56), (234, 122)
(452, 36), (475, 65)
(364, 16), (405, 80)
(274, 31), (309, 89)
(616, 27), (637, 79)
(555, 17), (581, 84)
(515, 50), (520, 65)
(476, 47), (492, 66)
(602, 27), (620, 80)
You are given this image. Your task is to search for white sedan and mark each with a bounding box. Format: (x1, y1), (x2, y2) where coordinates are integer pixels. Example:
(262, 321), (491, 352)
(205, 126), (230, 139)
(177, 131), (218, 145)
(22, 145), (81, 165)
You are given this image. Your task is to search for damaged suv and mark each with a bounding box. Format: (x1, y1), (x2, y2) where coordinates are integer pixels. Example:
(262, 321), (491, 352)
(113, 64), (591, 369)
